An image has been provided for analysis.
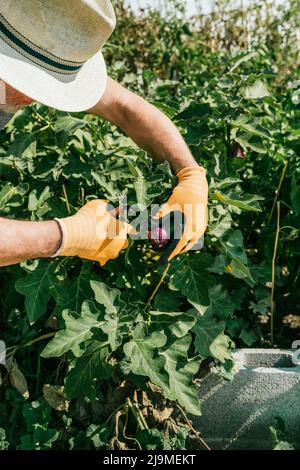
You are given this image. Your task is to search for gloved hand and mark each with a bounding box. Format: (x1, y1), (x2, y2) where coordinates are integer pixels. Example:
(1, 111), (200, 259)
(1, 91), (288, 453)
(153, 165), (208, 261)
(52, 200), (134, 266)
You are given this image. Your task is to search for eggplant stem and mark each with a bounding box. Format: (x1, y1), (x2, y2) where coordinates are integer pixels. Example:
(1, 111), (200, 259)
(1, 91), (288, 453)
(145, 263), (170, 311)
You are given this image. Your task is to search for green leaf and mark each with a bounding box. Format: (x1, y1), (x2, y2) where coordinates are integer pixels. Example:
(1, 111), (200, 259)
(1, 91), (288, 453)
(28, 186), (53, 217)
(15, 260), (59, 324)
(133, 175), (150, 208)
(209, 333), (232, 362)
(213, 190), (264, 212)
(100, 309), (133, 352)
(91, 281), (132, 350)
(0, 428), (9, 450)
(123, 323), (168, 391)
(150, 311), (196, 338)
(86, 424), (110, 449)
(53, 264), (94, 315)
(54, 115), (86, 136)
(210, 177), (242, 191)
(32, 426), (58, 449)
(168, 253), (214, 307)
(21, 425), (58, 450)
(220, 230), (254, 281)
(20, 435), (35, 450)
(229, 258), (254, 281)
(235, 133), (267, 154)
(270, 417), (295, 450)
(136, 428), (168, 450)
(153, 288), (183, 312)
(250, 296), (270, 315)
(208, 284), (236, 319)
(69, 431), (92, 450)
(0, 183), (29, 211)
(171, 427), (189, 450)
(273, 441), (295, 450)
(22, 400), (51, 432)
(91, 280), (124, 315)
(7, 133), (37, 159)
(208, 209), (232, 238)
(229, 50), (258, 72)
(230, 115), (270, 139)
(239, 328), (258, 346)
(193, 313), (231, 362)
(207, 254), (228, 275)
(175, 102), (211, 121)
(41, 301), (104, 358)
(160, 335), (201, 415)
(65, 341), (113, 400)
(244, 80), (270, 99)
(91, 171), (119, 202)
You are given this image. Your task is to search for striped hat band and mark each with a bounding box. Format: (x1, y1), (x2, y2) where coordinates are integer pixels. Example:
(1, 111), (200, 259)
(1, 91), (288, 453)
(0, 13), (85, 75)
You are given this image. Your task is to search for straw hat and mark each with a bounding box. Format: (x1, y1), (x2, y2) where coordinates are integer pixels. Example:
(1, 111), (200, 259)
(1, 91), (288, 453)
(0, 0), (116, 112)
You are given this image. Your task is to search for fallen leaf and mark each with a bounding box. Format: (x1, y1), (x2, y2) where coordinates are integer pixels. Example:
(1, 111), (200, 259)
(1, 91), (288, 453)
(43, 384), (69, 411)
(10, 360), (29, 399)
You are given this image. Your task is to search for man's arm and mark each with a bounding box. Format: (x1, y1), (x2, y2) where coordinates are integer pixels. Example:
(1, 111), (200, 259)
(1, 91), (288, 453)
(89, 77), (208, 261)
(88, 78), (198, 174)
(0, 218), (61, 267)
(0, 78), (201, 268)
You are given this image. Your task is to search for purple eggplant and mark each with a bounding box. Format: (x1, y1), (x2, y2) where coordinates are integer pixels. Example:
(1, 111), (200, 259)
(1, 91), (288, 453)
(230, 142), (246, 159)
(148, 226), (170, 250)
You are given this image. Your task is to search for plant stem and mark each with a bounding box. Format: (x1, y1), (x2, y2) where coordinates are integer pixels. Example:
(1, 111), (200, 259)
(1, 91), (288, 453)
(6, 332), (56, 360)
(23, 332), (56, 348)
(145, 263), (170, 311)
(176, 403), (211, 451)
(133, 402), (149, 430)
(126, 397), (147, 430)
(267, 161), (288, 224)
(35, 352), (41, 395)
(122, 410), (142, 450)
(104, 404), (124, 426)
(62, 184), (71, 214)
(271, 201), (281, 346)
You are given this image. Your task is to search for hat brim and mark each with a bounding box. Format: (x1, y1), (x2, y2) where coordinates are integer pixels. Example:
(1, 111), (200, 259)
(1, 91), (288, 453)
(0, 37), (107, 112)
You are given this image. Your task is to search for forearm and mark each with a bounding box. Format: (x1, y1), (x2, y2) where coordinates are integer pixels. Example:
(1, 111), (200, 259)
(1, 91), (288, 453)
(0, 218), (62, 267)
(121, 99), (197, 173)
(89, 78), (198, 174)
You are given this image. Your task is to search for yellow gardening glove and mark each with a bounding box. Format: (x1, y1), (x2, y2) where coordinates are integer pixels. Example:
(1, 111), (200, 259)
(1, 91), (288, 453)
(154, 165), (208, 261)
(52, 200), (134, 266)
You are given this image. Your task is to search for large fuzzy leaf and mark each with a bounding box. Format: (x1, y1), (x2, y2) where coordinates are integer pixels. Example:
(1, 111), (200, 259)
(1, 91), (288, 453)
(193, 313), (232, 362)
(149, 310), (196, 338)
(65, 341), (113, 400)
(90, 280), (125, 315)
(15, 260), (59, 324)
(100, 310), (134, 352)
(219, 229), (254, 281)
(160, 335), (201, 415)
(0, 182), (29, 211)
(123, 323), (168, 390)
(168, 253), (214, 307)
(124, 323), (201, 415)
(91, 280), (132, 351)
(208, 284), (237, 320)
(212, 189), (264, 212)
(230, 115), (271, 139)
(52, 264), (94, 315)
(41, 301), (104, 358)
